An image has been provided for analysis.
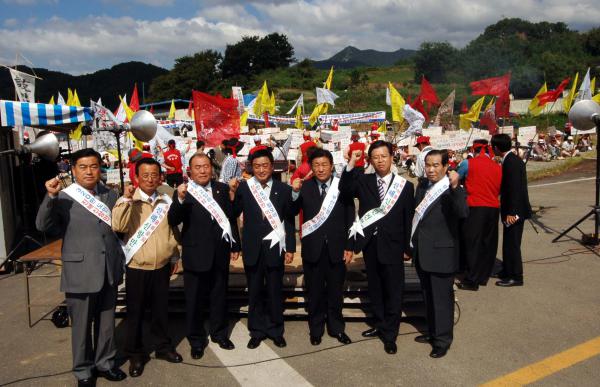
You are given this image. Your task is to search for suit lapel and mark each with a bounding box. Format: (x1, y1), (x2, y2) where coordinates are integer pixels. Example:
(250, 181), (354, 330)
(365, 174), (380, 204)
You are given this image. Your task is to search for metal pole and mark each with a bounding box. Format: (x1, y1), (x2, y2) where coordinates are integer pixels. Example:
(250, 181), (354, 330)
(115, 131), (125, 193)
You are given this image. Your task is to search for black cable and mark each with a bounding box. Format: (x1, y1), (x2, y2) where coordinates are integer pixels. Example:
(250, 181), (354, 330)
(0, 370), (71, 386)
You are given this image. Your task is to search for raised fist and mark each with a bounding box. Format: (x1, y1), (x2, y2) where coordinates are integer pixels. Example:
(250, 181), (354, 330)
(45, 177), (62, 196)
(291, 178), (303, 193)
(123, 184), (135, 199)
(229, 178), (240, 193)
(177, 183), (188, 201)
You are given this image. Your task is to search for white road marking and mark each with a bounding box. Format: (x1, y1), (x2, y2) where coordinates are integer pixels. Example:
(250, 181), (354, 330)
(529, 177), (595, 188)
(208, 322), (313, 387)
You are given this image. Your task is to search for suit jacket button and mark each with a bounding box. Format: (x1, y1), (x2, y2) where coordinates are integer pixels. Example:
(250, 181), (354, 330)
(101, 250), (105, 254)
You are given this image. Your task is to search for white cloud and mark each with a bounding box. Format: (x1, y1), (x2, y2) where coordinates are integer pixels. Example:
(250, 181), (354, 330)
(0, 0), (598, 74)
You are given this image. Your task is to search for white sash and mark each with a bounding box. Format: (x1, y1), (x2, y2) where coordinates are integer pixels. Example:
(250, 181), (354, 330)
(123, 194), (172, 264)
(247, 177), (286, 252)
(187, 181), (236, 245)
(63, 183), (112, 226)
(301, 177), (341, 238)
(348, 175), (407, 239)
(410, 176), (450, 247)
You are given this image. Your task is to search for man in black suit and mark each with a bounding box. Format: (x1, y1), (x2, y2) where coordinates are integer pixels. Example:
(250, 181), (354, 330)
(412, 150), (468, 358)
(339, 140), (415, 354)
(491, 134), (532, 287)
(229, 148), (296, 349)
(291, 148), (354, 346)
(168, 153), (240, 359)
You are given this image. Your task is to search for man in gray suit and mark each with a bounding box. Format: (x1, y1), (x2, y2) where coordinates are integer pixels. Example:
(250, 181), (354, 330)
(36, 148), (127, 386)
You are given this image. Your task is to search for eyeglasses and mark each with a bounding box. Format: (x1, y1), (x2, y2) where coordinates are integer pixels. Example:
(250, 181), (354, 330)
(140, 173), (160, 180)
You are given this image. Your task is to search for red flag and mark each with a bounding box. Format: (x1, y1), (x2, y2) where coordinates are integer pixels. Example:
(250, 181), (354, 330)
(411, 94), (429, 122)
(406, 92), (412, 105)
(130, 84), (140, 112)
(420, 76), (440, 105)
(537, 77), (571, 106)
(149, 105), (154, 114)
(460, 96), (468, 113)
(193, 90), (240, 147)
(495, 89), (511, 118)
(263, 112), (270, 128)
(470, 73), (511, 96)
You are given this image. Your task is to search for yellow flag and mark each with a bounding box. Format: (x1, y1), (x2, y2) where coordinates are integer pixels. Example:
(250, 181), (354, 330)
(388, 82), (405, 123)
(106, 149), (120, 159)
(240, 110), (249, 127)
(69, 90), (84, 140)
(295, 105), (304, 129)
(377, 121), (387, 133)
(168, 99), (176, 119)
(591, 77), (596, 97)
(563, 73), (579, 113)
(593, 94), (600, 103)
(48, 96), (55, 105)
(119, 95), (144, 150)
(309, 103), (326, 127)
(253, 81), (269, 116)
(66, 88), (74, 105)
(484, 96), (495, 112)
(459, 96), (485, 130)
(528, 83), (547, 116)
(324, 66), (334, 89)
(267, 91), (276, 114)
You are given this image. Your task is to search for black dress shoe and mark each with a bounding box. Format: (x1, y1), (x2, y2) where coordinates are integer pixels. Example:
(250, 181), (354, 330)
(272, 336), (287, 348)
(78, 378), (96, 387)
(383, 341), (397, 354)
(457, 281), (479, 291)
(414, 334), (432, 344)
(310, 336), (322, 346)
(495, 278), (524, 287)
(361, 328), (380, 338)
(334, 332), (352, 345)
(190, 347), (205, 359)
(212, 337), (235, 350)
(97, 368), (127, 382)
(247, 337), (263, 349)
(430, 346), (448, 358)
(128, 357), (145, 378)
(156, 350), (183, 363)
(491, 270), (508, 279)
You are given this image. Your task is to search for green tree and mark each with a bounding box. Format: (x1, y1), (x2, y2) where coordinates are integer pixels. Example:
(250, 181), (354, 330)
(413, 41), (458, 83)
(148, 50), (222, 101)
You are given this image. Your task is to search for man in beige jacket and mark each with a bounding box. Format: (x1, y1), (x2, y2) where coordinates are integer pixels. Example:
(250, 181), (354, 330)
(112, 158), (182, 378)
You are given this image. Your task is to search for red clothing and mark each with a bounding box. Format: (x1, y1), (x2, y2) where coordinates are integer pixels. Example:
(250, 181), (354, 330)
(128, 163), (138, 187)
(465, 154), (502, 208)
(300, 140), (317, 159)
(291, 162), (311, 183)
(348, 141), (366, 168)
(163, 148), (183, 175)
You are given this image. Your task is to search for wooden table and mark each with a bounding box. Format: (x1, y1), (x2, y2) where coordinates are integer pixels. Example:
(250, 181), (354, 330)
(19, 239), (63, 327)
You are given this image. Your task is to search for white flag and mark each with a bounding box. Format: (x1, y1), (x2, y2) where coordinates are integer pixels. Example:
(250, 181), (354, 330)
(232, 86), (244, 113)
(316, 88), (339, 107)
(577, 67), (592, 102)
(9, 68), (35, 102)
(386, 86), (391, 106)
(286, 94), (304, 114)
(115, 94), (127, 123)
(57, 92), (66, 105)
(403, 104), (425, 137)
(91, 100), (122, 126)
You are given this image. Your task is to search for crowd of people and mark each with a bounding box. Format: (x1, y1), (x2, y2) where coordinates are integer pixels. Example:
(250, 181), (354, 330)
(38, 129), (536, 386)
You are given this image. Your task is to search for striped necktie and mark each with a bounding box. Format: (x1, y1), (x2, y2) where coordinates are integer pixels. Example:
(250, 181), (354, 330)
(377, 178), (385, 201)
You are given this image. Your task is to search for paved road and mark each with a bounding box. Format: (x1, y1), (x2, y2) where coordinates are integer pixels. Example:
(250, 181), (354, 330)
(1, 165), (600, 386)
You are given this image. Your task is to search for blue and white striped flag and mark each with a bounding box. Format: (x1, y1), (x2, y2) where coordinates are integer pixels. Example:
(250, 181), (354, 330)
(0, 100), (92, 127)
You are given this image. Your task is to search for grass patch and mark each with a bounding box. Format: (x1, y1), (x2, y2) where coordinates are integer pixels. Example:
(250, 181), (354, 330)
(527, 151), (595, 182)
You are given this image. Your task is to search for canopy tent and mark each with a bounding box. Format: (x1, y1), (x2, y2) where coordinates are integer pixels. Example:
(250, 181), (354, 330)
(0, 100), (92, 131)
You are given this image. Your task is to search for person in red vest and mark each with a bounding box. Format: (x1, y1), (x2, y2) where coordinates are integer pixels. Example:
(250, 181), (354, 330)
(346, 132), (366, 173)
(331, 119), (339, 131)
(299, 134), (317, 164)
(162, 139), (184, 187)
(456, 139), (502, 291)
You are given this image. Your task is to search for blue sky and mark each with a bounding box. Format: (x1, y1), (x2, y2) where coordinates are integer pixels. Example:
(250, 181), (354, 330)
(1, 0), (598, 75)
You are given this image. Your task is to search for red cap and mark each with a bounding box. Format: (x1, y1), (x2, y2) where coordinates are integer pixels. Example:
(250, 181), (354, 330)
(414, 136), (430, 146)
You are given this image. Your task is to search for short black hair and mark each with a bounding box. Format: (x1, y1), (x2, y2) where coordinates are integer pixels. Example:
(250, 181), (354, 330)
(71, 148), (101, 166)
(196, 140), (205, 149)
(249, 148), (274, 163)
(425, 149), (449, 166)
(305, 145), (318, 161)
(309, 148), (333, 165)
(135, 158), (161, 176)
(168, 139), (176, 145)
(491, 134), (512, 152)
(367, 140), (393, 158)
(473, 139), (489, 146)
(189, 152), (211, 167)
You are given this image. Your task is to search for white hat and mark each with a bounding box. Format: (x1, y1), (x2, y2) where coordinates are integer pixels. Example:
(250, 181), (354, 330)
(567, 136), (574, 140)
(253, 135), (261, 142)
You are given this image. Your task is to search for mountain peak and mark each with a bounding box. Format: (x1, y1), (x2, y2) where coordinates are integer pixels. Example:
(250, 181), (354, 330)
(312, 46), (416, 69)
